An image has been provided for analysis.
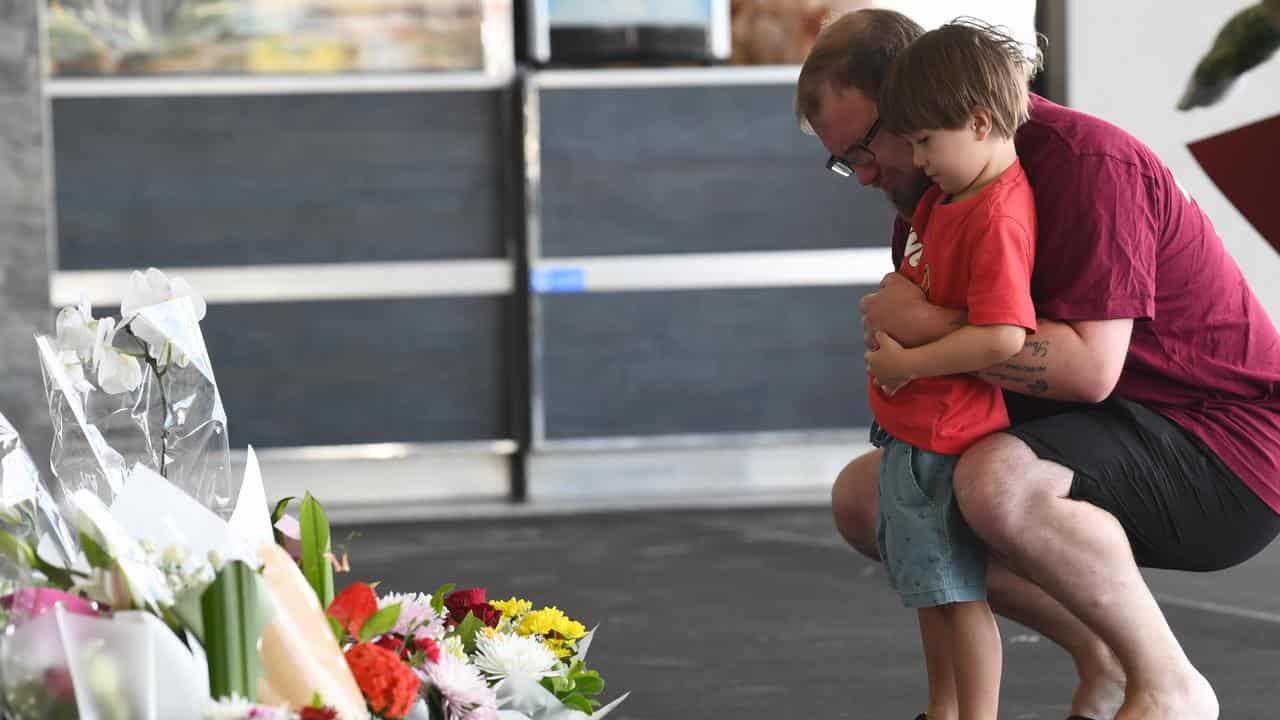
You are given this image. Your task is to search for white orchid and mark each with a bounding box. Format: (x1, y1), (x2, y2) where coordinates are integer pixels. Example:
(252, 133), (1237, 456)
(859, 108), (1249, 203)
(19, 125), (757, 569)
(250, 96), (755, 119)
(57, 348), (95, 395)
(52, 295), (143, 395)
(121, 267), (207, 321)
(88, 316), (143, 394)
(120, 267), (206, 368)
(54, 294), (96, 361)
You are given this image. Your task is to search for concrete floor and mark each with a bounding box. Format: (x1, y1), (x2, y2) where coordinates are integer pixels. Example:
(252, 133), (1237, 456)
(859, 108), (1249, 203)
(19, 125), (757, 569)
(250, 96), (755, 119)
(343, 506), (1280, 719)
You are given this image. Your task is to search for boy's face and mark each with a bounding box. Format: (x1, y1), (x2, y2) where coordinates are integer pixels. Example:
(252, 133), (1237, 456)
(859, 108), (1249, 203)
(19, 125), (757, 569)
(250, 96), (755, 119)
(905, 121), (991, 199)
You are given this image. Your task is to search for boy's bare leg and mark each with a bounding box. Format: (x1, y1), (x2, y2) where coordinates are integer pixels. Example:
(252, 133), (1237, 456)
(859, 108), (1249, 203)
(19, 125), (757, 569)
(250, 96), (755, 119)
(918, 606), (959, 720)
(834, 452), (1126, 718)
(946, 601), (1001, 720)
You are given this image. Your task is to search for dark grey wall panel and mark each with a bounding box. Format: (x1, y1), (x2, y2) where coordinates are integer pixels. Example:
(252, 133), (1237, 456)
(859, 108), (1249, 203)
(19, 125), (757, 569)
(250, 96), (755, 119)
(202, 296), (509, 447)
(538, 84), (895, 257)
(539, 286), (874, 439)
(53, 91), (511, 270)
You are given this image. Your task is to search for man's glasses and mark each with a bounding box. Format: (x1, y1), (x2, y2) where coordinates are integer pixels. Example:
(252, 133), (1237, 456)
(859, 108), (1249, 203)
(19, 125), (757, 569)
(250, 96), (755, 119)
(826, 117), (880, 178)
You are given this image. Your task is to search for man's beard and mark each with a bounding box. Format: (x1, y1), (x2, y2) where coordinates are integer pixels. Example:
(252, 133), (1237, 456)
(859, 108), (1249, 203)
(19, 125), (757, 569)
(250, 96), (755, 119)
(886, 170), (933, 219)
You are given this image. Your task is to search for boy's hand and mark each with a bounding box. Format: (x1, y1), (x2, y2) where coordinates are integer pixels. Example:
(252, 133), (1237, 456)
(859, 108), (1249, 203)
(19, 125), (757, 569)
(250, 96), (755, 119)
(865, 331), (914, 395)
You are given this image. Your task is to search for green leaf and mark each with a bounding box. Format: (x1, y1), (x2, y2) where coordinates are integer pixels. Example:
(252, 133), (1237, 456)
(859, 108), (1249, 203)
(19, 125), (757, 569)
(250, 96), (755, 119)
(573, 672), (604, 696)
(358, 603), (402, 643)
(327, 614), (344, 644)
(79, 531), (112, 569)
(561, 694), (594, 714)
(542, 674), (573, 695)
(0, 530), (36, 569)
(299, 493), (334, 608)
(201, 561), (271, 701)
(426, 686), (446, 720)
(457, 611), (485, 655)
(172, 586), (206, 642)
(310, 691), (325, 708)
(430, 583), (455, 615)
(270, 496), (295, 547)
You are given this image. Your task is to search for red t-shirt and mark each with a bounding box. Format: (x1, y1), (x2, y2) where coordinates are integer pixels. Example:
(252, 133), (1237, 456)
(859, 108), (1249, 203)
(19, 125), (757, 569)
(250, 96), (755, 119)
(872, 161), (1038, 454)
(891, 96), (1280, 514)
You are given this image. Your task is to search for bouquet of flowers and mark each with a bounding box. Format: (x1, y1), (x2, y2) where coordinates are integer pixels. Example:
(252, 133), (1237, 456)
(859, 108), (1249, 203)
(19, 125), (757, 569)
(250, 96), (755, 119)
(0, 268), (627, 720)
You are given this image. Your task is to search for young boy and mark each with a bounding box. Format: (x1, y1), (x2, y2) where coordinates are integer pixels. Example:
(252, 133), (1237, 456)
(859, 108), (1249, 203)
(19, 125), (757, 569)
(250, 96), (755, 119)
(861, 21), (1041, 720)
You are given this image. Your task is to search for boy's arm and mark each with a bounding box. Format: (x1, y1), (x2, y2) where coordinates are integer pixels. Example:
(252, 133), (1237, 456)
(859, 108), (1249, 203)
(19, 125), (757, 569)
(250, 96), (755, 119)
(865, 324), (1026, 390)
(862, 277), (1133, 401)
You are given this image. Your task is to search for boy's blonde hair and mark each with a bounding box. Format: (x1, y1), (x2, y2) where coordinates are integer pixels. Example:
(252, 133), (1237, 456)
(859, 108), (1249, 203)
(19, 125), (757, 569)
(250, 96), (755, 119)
(879, 20), (1043, 139)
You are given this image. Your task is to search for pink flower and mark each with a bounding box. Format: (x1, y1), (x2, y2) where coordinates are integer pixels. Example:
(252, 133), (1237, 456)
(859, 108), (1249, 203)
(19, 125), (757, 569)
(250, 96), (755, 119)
(1, 588), (97, 624)
(274, 514), (303, 561)
(422, 653), (498, 720)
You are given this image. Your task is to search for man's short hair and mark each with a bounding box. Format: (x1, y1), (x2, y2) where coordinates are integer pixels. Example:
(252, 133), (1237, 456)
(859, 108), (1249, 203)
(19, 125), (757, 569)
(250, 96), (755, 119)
(880, 20), (1043, 139)
(794, 9), (925, 133)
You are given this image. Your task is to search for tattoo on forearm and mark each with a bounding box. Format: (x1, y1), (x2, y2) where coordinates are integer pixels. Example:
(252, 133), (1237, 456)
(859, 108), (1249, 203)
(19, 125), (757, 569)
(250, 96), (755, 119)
(979, 371), (1019, 383)
(1004, 363), (1047, 373)
(980, 371), (1051, 396)
(1027, 340), (1050, 357)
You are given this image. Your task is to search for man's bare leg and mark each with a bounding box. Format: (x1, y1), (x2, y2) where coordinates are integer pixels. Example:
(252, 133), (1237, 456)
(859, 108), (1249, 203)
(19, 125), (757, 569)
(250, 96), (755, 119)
(986, 560), (1125, 719)
(833, 451), (1125, 718)
(952, 434), (1218, 720)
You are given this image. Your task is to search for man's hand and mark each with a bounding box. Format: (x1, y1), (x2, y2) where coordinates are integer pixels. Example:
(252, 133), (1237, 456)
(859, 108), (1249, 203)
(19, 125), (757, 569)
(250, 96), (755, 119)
(864, 331), (913, 395)
(860, 272), (928, 350)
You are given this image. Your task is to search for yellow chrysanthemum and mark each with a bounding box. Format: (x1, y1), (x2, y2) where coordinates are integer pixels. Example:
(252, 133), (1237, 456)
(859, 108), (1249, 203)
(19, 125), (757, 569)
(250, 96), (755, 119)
(489, 597), (532, 619)
(543, 637), (573, 659)
(516, 607), (566, 637)
(553, 616), (587, 641)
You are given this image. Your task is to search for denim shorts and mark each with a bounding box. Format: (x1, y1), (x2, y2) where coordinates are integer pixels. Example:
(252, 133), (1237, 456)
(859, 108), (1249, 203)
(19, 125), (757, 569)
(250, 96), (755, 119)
(872, 423), (988, 609)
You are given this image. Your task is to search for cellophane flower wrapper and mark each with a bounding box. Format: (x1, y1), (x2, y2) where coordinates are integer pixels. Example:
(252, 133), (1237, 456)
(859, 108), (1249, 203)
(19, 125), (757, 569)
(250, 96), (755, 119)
(0, 411), (78, 570)
(125, 297), (236, 519)
(36, 334), (137, 518)
(0, 604), (207, 720)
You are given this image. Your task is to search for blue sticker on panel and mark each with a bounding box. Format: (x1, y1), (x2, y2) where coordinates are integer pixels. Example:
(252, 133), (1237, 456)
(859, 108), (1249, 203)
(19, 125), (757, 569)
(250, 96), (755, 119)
(531, 267), (586, 293)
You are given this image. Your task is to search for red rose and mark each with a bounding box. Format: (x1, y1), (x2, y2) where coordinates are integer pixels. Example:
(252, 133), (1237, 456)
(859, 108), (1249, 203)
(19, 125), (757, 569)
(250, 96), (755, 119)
(415, 636), (441, 664)
(299, 707), (338, 720)
(443, 587), (502, 627)
(443, 587), (487, 623)
(472, 602), (502, 628)
(328, 583), (379, 638)
(345, 642), (421, 719)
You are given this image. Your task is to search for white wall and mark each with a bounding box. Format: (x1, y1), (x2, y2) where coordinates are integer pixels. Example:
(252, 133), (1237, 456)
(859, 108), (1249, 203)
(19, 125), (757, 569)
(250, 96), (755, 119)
(1067, 0), (1280, 321)
(878, 0), (1038, 48)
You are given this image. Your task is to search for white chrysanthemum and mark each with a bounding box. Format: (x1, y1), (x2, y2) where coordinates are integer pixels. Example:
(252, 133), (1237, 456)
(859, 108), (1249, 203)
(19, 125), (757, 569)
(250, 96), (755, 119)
(473, 632), (557, 680)
(380, 591), (445, 640)
(440, 634), (467, 661)
(202, 695), (289, 719)
(423, 652), (498, 718)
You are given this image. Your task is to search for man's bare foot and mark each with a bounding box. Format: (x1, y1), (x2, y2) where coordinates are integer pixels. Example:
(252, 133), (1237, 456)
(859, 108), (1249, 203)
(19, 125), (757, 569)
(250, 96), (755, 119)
(1114, 667), (1218, 720)
(1070, 642), (1126, 720)
(1071, 671), (1125, 720)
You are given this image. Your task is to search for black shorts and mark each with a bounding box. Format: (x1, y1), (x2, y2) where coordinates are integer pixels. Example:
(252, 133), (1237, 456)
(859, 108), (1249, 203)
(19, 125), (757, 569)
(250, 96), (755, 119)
(1002, 394), (1280, 571)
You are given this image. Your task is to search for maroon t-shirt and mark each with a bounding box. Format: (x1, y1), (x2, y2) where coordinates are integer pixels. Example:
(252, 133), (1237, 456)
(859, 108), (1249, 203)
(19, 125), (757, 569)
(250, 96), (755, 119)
(891, 95), (1280, 514)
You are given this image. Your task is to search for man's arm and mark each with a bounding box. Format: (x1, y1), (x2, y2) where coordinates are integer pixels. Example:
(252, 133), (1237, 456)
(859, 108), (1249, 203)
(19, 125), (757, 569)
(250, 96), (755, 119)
(861, 272), (1134, 402)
